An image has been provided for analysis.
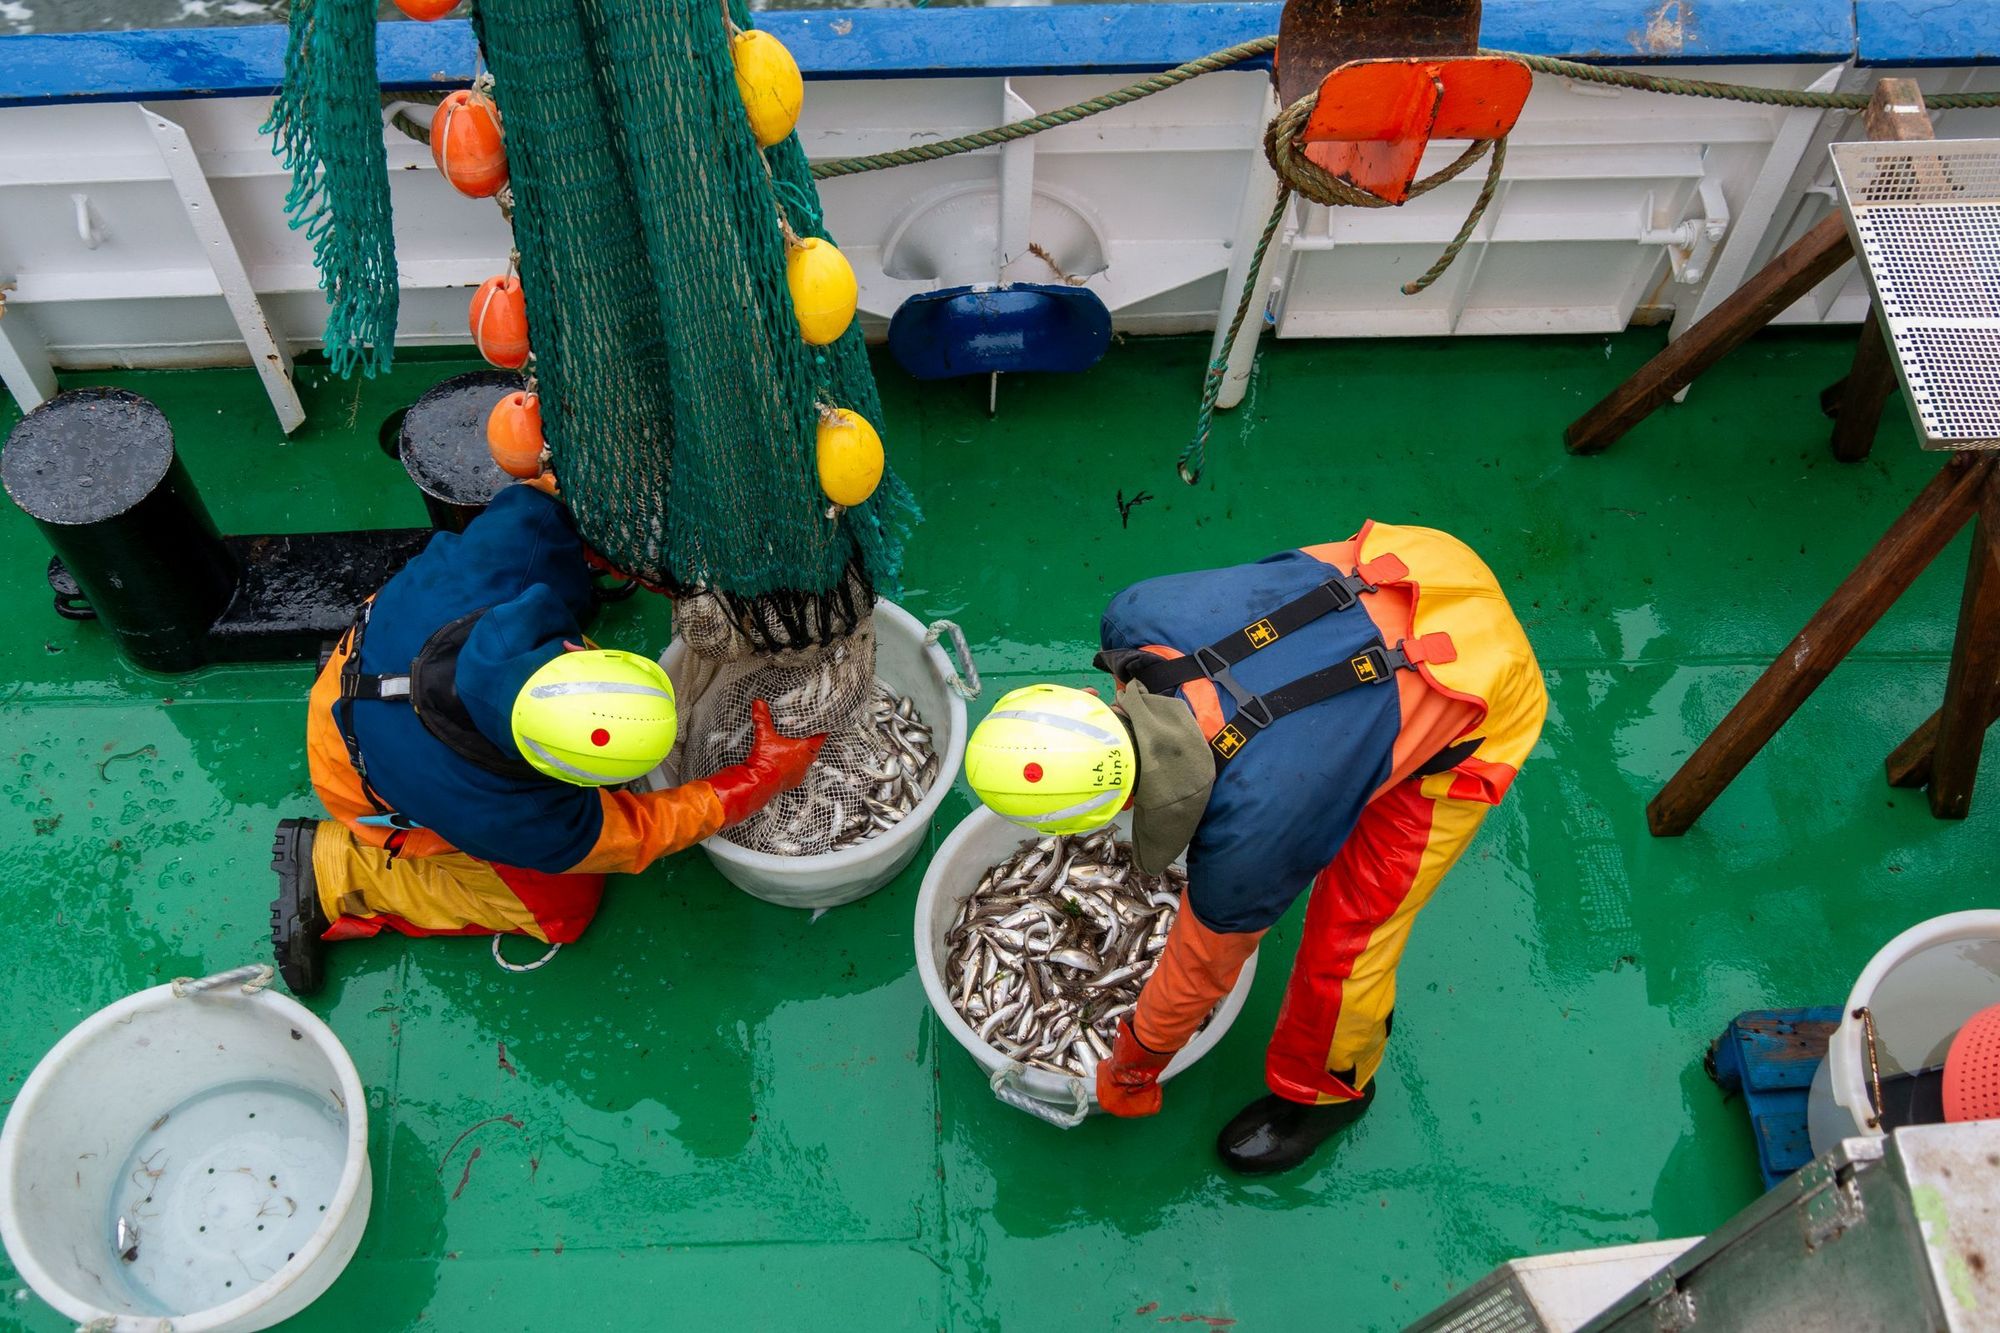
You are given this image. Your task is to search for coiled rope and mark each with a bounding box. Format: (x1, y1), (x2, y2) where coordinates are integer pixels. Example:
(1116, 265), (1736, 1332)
(807, 40), (2000, 482)
(1180, 98), (1508, 482)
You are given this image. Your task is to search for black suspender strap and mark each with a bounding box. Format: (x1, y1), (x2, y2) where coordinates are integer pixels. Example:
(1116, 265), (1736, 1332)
(1125, 564), (1387, 697)
(332, 602), (416, 836)
(1095, 550), (1462, 771)
(334, 603), (378, 782)
(1209, 639), (1420, 767)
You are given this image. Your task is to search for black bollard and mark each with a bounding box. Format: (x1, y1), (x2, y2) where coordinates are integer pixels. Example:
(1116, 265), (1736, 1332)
(2, 389), (236, 673)
(399, 371), (524, 532)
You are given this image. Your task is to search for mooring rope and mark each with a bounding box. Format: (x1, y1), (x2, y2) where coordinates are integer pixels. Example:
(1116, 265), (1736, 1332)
(808, 35), (1281, 180)
(1499, 52), (2000, 111)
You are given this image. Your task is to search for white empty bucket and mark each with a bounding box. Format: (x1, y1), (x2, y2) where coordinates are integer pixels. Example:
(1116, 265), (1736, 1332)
(916, 807), (1259, 1127)
(690, 600), (974, 910)
(0, 966), (371, 1333)
(1807, 911), (2000, 1155)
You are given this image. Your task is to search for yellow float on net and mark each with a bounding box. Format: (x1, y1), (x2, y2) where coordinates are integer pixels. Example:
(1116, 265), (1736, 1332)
(731, 29), (804, 148)
(786, 237), (858, 346)
(817, 408), (884, 509)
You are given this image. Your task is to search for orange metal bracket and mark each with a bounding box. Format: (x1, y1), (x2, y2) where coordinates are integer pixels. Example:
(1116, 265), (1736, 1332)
(1299, 56), (1530, 204)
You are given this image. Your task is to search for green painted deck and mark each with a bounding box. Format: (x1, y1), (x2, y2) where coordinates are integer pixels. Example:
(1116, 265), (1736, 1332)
(1, 330), (1994, 1331)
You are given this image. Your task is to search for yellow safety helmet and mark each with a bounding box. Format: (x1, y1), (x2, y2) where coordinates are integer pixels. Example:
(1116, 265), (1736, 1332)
(964, 683), (1134, 835)
(511, 649), (678, 787)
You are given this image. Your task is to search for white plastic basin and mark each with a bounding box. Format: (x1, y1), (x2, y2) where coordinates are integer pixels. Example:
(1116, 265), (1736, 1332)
(916, 806), (1258, 1127)
(1806, 910), (2000, 1155)
(0, 969), (371, 1333)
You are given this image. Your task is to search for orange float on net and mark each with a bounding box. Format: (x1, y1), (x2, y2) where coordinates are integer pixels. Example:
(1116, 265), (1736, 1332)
(432, 90), (508, 198)
(469, 275), (530, 369)
(487, 391), (545, 479)
(393, 0), (459, 18)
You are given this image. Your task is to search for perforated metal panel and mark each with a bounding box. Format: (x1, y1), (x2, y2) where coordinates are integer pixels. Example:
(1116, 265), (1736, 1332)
(1831, 139), (2000, 450)
(1406, 1275), (1545, 1333)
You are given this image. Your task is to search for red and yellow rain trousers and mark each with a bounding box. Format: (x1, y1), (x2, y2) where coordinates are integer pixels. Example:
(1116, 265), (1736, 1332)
(1101, 522), (1546, 1104)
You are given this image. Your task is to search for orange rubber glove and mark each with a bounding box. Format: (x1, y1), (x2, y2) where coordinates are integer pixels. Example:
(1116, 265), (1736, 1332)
(1097, 1020), (1173, 1117)
(1096, 894), (1266, 1116)
(704, 699), (826, 826)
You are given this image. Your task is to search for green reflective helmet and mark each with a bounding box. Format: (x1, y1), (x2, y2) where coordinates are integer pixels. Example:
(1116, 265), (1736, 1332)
(964, 683), (1134, 834)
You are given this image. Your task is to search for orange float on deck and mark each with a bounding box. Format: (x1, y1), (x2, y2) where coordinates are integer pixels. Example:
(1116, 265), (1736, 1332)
(486, 391), (546, 479)
(469, 276), (530, 369)
(1298, 56), (1529, 204)
(432, 90), (508, 198)
(393, 0), (459, 18)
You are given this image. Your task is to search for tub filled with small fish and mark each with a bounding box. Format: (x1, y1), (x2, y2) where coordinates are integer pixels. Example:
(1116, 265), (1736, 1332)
(916, 808), (1258, 1127)
(666, 600), (972, 909)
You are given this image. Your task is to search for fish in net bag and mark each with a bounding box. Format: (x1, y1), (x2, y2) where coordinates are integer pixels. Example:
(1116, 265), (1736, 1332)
(660, 575), (940, 856)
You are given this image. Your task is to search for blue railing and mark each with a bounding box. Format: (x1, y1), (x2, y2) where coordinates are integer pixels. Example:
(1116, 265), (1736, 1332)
(0, 0), (1991, 110)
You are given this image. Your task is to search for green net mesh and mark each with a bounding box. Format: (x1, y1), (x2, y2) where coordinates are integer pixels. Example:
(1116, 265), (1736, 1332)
(263, 0), (399, 380)
(268, 0), (916, 606)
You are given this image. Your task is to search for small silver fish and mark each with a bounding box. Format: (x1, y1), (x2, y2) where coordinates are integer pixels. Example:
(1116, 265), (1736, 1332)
(945, 831), (1219, 1080)
(116, 1216), (139, 1264)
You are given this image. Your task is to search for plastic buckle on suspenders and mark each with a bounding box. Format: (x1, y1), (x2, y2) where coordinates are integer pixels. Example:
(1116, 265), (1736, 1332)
(1321, 573), (1364, 613)
(1192, 645), (1274, 728)
(1352, 642), (1399, 684)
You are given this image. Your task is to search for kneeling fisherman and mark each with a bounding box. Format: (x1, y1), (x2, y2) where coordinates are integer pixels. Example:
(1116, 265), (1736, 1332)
(963, 522), (1545, 1173)
(270, 483), (823, 994)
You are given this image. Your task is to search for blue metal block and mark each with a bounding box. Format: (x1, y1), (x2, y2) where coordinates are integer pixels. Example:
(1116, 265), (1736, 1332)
(888, 285), (1113, 381)
(1857, 0), (2000, 67)
(1482, 0), (1852, 64)
(759, 4), (1281, 80)
(1709, 1006), (1844, 1189)
(0, 1), (1895, 110)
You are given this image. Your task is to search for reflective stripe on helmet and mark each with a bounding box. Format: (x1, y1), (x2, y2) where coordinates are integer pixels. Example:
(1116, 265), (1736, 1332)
(526, 681), (675, 700)
(1008, 787), (1125, 828)
(984, 708), (1124, 746)
(520, 736), (624, 785)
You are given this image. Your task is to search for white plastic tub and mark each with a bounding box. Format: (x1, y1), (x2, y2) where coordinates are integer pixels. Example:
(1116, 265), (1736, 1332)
(916, 807), (1259, 1127)
(690, 600), (973, 909)
(1806, 911), (2000, 1155)
(0, 966), (371, 1333)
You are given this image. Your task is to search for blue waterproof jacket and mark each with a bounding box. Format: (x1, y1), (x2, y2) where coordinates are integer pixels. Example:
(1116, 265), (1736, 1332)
(341, 486), (608, 871)
(1100, 549), (1402, 933)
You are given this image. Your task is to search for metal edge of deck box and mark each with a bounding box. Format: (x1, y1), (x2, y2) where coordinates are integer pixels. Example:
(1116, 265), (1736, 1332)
(1576, 1121), (2000, 1332)
(10, 0), (1987, 110)
(1403, 1239), (1701, 1333)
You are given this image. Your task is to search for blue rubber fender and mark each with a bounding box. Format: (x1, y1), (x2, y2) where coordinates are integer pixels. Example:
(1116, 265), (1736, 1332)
(887, 284), (1113, 380)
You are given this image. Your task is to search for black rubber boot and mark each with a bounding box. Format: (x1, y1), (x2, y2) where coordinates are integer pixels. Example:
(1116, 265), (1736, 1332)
(1215, 1085), (1374, 1175)
(270, 818), (330, 997)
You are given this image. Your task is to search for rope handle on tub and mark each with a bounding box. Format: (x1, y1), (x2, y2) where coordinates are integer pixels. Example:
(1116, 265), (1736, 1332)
(989, 1061), (1092, 1129)
(170, 964), (275, 998)
(924, 619), (982, 701)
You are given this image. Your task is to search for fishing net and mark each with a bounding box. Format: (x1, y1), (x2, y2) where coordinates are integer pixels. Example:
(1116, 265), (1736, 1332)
(266, 0), (917, 606)
(664, 573), (939, 855)
(263, 0), (398, 380)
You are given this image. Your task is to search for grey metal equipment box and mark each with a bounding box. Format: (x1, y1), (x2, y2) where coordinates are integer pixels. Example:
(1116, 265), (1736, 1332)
(1408, 1120), (2000, 1333)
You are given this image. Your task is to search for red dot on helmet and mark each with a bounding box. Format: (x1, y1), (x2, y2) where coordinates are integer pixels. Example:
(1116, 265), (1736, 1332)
(591, 728), (611, 747)
(1023, 762), (1043, 783)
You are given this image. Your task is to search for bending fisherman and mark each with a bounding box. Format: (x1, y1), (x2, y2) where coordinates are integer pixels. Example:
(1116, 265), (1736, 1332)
(962, 522), (1546, 1173)
(270, 483), (822, 994)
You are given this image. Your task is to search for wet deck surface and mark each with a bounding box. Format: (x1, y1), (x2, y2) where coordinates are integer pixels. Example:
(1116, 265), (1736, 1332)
(1, 331), (1994, 1330)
